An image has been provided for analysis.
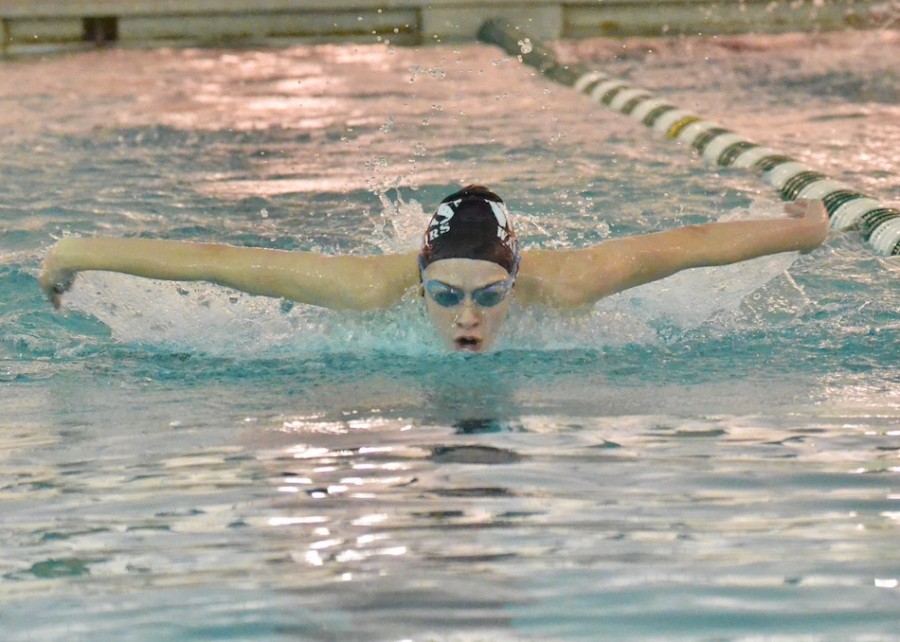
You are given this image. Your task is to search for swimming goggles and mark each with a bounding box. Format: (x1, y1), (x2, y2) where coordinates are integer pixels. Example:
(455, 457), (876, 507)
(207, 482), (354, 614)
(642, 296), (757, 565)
(423, 279), (514, 308)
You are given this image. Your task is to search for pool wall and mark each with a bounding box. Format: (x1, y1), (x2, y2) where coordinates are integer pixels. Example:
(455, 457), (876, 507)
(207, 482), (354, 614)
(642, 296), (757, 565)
(0, 0), (892, 55)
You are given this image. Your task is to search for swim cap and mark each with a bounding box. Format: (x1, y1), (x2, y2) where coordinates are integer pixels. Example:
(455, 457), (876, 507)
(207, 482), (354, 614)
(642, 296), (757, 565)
(419, 185), (519, 275)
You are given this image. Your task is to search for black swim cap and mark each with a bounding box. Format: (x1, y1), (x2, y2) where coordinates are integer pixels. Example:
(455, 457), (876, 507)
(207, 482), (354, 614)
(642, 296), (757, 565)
(419, 185), (519, 275)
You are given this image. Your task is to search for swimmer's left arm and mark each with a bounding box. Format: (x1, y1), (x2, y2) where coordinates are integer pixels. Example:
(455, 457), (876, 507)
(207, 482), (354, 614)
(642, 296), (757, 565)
(609, 198), (829, 288)
(518, 199), (829, 307)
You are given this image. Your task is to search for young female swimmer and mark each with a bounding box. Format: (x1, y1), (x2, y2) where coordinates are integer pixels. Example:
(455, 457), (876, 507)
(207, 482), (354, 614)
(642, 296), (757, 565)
(39, 186), (829, 352)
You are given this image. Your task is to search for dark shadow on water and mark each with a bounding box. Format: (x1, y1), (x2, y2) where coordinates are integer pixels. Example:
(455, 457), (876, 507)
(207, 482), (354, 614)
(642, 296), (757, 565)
(452, 417), (520, 434)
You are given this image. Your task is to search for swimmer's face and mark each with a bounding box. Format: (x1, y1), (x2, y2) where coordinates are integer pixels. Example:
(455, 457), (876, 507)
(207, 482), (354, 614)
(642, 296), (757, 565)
(421, 258), (514, 353)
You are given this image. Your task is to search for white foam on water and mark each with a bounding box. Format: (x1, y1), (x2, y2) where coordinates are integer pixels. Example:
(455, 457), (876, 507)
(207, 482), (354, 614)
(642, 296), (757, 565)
(62, 199), (800, 355)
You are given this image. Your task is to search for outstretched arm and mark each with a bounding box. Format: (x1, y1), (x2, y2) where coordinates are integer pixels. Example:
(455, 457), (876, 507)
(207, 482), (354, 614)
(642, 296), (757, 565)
(39, 237), (419, 310)
(517, 199), (829, 307)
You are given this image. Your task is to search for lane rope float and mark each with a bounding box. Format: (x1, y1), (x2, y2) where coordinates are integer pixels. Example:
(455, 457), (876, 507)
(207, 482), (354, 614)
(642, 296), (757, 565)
(477, 17), (900, 257)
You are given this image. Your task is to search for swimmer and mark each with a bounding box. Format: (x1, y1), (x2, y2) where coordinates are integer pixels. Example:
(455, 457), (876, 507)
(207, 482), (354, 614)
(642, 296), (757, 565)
(39, 186), (829, 352)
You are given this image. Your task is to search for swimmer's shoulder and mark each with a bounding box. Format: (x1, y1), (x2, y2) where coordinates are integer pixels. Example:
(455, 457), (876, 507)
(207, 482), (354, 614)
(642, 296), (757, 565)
(375, 251), (419, 281)
(339, 251), (420, 308)
(515, 244), (634, 308)
(343, 251), (418, 273)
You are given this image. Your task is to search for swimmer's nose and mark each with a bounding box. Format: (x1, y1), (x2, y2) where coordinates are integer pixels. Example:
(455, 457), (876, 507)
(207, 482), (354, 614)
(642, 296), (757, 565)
(454, 302), (480, 328)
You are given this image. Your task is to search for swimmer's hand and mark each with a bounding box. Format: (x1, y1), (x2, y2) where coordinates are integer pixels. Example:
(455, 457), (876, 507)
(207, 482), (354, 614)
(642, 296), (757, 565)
(39, 240), (77, 309)
(783, 198), (829, 253)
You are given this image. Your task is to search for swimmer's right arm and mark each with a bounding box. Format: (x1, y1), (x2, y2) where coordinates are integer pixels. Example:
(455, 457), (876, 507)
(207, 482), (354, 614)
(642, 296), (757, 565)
(39, 237), (420, 310)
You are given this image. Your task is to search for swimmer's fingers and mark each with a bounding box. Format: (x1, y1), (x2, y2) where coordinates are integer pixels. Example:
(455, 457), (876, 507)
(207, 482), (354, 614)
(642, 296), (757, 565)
(783, 199), (812, 218)
(784, 198), (826, 221)
(51, 274), (75, 308)
(783, 199), (829, 253)
(38, 250), (76, 309)
(41, 272), (75, 309)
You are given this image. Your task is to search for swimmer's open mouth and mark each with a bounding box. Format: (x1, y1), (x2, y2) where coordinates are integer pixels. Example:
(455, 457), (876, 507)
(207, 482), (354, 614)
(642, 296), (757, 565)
(454, 336), (482, 351)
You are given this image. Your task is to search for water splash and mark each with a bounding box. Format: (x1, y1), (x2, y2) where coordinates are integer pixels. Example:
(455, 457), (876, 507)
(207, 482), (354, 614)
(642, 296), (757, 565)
(370, 187), (427, 252)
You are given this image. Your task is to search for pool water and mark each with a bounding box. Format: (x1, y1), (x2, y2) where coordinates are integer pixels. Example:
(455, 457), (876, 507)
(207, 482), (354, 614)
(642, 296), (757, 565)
(1, 30), (899, 641)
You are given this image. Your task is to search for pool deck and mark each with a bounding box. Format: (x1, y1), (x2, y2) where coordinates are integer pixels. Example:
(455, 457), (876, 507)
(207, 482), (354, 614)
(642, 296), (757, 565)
(0, 0), (893, 55)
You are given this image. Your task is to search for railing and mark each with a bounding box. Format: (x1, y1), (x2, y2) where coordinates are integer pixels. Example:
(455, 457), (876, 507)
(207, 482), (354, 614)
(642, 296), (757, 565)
(0, 0), (892, 56)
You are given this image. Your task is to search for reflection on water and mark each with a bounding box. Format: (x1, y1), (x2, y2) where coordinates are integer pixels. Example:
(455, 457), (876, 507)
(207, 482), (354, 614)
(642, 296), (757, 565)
(3, 367), (897, 640)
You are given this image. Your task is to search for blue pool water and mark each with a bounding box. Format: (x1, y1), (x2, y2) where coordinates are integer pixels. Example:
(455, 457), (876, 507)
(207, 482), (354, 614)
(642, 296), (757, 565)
(1, 31), (899, 641)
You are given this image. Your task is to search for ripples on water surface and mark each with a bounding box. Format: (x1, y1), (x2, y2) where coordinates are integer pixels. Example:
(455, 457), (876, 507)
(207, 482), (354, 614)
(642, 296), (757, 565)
(1, 30), (899, 641)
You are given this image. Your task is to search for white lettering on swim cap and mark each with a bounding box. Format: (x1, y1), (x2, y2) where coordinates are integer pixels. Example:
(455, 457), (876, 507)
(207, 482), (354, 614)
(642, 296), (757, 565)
(489, 201), (511, 242)
(428, 202), (457, 240)
(488, 201), (509, 228)
(436, 202), (457, 222)
(428, 198), (512, 243)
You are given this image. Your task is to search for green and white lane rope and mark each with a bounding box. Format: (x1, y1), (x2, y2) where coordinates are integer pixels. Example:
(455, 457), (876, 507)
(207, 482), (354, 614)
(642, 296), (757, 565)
(477, 17), (900, 256)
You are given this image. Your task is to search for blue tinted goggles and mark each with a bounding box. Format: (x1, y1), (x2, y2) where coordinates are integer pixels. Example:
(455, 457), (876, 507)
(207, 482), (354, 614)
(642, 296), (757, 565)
(423, 279), (514, 308)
